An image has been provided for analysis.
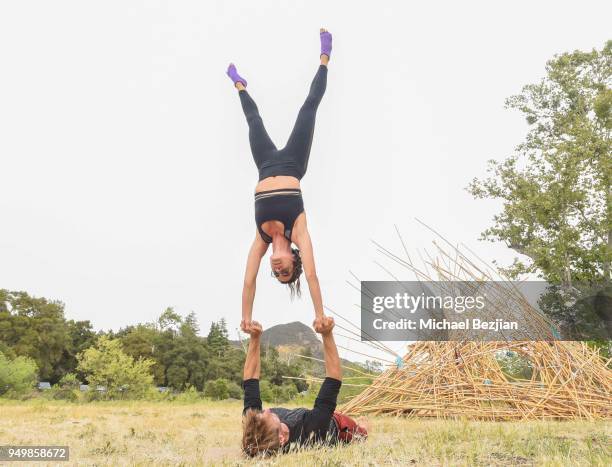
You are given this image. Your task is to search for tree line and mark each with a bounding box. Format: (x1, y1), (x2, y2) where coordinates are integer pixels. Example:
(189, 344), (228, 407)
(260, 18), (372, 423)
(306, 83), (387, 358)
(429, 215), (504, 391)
(0, 289), (308, 400)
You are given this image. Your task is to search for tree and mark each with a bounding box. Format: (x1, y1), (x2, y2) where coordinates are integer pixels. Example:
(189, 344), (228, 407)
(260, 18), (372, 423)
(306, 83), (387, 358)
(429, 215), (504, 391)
(469, 41), (611, 285)
(181, 311), (200, 337)
(118, 324), (164, 383)
(162, 337), (210, 390)
(119, 311), (211, 391)
(207, 319), (229, 356)
(77, 335), (154, 399)
(261, 346), (307, 392)
(468, 41), (611, 333)
(0, 289), (71, 382)
(166, 364), (189, 389)
(0, 351), (38, 397)
(59, 319), (98, 381)
(204, 346), (244, 386)
(0, 341), (16, 360)
(157, 307), (182, 334)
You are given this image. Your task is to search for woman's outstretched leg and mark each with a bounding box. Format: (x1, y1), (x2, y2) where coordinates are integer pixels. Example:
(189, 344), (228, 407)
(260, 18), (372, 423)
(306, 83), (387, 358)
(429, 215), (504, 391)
(227, 64), (277, 169)
(238, 90), (278, 168)
(284, 29), (332, 178)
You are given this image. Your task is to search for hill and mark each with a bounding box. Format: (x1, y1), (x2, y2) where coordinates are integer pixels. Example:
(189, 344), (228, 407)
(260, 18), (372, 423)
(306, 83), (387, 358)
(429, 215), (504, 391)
(232, 321), (363, 368)
(261, 321), (320, 349)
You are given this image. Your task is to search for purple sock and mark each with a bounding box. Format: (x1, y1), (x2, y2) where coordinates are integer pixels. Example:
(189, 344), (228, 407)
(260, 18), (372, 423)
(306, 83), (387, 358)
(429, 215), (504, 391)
(226, 63), (247, 87)
(320, 30), (332, 57)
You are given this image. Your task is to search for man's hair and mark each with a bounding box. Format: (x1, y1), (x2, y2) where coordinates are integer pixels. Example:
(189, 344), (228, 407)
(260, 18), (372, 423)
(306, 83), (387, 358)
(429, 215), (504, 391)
(242, 409), (281, 457)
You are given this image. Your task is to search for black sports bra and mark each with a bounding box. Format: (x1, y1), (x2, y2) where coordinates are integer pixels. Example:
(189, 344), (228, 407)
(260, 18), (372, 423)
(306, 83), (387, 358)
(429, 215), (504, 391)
(254, 188), (304, 243)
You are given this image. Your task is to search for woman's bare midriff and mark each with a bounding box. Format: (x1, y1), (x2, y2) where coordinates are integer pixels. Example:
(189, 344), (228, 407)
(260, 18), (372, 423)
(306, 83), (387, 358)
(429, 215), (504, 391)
(255, 175), (301, 193)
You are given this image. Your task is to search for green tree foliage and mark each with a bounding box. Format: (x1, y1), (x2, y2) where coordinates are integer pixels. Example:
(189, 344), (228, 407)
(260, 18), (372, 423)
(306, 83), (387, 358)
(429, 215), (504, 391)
(0, 290), (71, 382)
(157, 307), (182, 334)
(0, 351), (38, 397)
(182, 312), (200, 337)
(202, 318), (246, 386)
(468, 42), (611, 335)
(468, 41), (611, 284)
(61, 319), (98, 381)
(116, 312), (243, 391)
(255, 380), (297, 403)
(271, 383), (298, 403)
(495, 350), (534, 380)
(58, 372), (80, 389)
(227, 380), (242, 399)
(77, 335), (154, 399)
(0, 341), (16, 360)
(204, 378), (229, 400)
(261, 346), (308, 392)
(207, 318), (230, 356)
(259, 380), (273, 402)
(115, 323), (162, 381)
(42, 372), (82, 402)
(156, 313), (210, 391)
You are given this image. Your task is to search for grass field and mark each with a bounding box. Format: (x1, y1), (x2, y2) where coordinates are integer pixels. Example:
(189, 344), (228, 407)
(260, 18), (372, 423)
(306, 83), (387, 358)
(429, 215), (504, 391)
(0, 399), (610, 466)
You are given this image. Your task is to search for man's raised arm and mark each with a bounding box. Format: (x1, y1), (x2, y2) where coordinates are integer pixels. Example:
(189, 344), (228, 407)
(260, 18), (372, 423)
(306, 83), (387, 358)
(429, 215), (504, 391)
(314, 316), (342, 381)
(242, 321), (263, 414)
(302, 316), (342, 439)
(243, 321), (262, 380)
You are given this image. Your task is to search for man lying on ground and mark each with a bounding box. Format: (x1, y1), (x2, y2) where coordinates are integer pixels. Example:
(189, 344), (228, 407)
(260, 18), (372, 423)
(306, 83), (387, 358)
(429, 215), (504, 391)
(241, 317), (369, 457)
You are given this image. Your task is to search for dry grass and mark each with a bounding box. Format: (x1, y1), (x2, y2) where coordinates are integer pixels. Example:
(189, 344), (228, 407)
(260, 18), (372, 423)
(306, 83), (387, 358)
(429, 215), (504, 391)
(0, 399), (610, 466)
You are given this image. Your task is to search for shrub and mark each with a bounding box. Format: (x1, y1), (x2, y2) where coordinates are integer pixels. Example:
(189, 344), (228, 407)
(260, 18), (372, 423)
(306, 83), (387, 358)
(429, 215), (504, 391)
(270, 383), (298, 403)
(174, 386), (202, 403)
(283, 384), (298, 400)
(58, 373), (80, 389)
(0, 352), (38, 397)
(227, 381), (242, 399)
(144, 386), (173, 401)
(42, 386), (79, 402)
(85, 389), (105, 402)
(259, 380), (273, 402)
(204, 378), (229, 400)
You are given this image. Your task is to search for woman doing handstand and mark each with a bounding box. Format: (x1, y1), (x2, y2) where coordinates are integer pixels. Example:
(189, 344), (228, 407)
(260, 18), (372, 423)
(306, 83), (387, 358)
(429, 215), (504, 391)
(227, 28), (333, 331)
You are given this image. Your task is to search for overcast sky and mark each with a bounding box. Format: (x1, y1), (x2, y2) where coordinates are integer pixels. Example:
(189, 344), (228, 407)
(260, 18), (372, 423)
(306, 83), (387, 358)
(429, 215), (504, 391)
(1, 1), (609, 361)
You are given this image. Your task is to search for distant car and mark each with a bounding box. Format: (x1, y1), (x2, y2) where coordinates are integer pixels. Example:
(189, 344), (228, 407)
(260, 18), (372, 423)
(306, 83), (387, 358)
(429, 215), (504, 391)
(157, 387), (169, 393)
(37, 382), (51, 390)
(79, 384), (89, 392)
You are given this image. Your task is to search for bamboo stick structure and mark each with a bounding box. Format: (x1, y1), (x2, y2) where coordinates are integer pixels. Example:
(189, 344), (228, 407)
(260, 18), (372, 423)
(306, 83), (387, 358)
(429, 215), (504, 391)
(339, 225), (612, 420)
(341, 340), (611, 420)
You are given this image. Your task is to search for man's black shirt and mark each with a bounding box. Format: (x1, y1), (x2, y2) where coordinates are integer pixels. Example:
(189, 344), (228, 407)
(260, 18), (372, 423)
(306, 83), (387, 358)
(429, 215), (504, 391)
(242, 377), (342, 447)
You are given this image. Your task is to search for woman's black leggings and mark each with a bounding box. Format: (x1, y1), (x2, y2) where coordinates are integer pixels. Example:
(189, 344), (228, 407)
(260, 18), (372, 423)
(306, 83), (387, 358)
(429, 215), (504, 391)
(238, 64), (327, 181)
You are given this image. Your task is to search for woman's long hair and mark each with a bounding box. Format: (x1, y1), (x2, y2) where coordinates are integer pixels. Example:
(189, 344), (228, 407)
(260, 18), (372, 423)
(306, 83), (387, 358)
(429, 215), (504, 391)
(286, 247), (302, 299)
